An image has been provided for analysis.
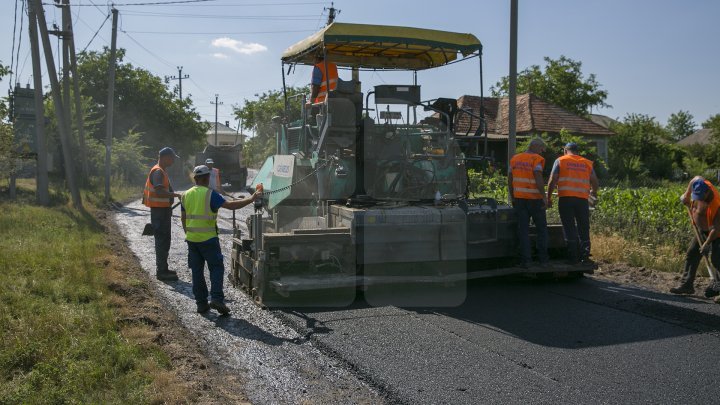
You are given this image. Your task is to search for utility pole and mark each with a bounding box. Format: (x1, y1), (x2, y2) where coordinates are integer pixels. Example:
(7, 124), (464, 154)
(28, 0), (49, 205)
(32, 0), (82, 208)
(105, 7), (118, 202)
(507, 0), (518, 173)
(165, 66), (189, 99)
(67, 2), (89, 179)
(211, 94), (223, 146)
(325, 2), (338, 25)
(60, 0), (73, 181)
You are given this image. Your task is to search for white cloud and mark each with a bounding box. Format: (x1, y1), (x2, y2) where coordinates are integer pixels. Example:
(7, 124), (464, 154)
(211, 37), (267, 55)
(212, 53), (229, 59)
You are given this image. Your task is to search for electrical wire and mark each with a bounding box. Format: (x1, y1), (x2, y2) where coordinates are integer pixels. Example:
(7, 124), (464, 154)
(121, 29), (314, 35)
(9, 0), (19, 90)
(121, 29), (175, 68)
(44, 0), (219, 6)
(118, 10), (317, 20)
(15, 0), (25, 83)
(80, 12), (110, 53)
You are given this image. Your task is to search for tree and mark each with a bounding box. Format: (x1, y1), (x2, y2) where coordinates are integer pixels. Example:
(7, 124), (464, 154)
(0, 62), (13, 175)
(516, 129), (607, 179)
(234, 86), (309, 167)
(491, 55), (609, 116)
(666, 110), (696, 142)
(703, 114), (720, 139)
(608, 114), (681, 181)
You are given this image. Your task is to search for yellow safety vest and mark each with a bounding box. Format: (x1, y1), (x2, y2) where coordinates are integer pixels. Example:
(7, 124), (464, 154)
(182, 186), (218, 243)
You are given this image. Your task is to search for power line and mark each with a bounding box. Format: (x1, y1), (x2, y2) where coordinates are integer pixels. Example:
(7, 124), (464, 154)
(54, 0), (325, 6)
(122, 29), (314, 35)
(120, 29), (175, 68)
(44, 0), (219, 6)
(80, 12), (110, 53)
(9, 0), (19, 90)
(118, 10), (317, 20)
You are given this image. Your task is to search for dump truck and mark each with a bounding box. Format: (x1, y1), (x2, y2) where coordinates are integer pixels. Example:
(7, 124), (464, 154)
(230, 22), (591, 306)
(195, 143), (248, 191)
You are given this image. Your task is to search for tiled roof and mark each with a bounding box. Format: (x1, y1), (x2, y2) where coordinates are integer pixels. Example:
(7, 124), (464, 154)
(453, 94), (615, 137)
(677, 128), (713, 146)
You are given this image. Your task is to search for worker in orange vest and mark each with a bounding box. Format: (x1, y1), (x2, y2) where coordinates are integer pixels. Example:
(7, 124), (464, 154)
(547, 142), (599, 265)
(308, 53), (338, 105)
(204, 158), (232, 198)
(143, 147), (182, 281)
(509, 138), (550, 268)
(670, 176), (720, 297)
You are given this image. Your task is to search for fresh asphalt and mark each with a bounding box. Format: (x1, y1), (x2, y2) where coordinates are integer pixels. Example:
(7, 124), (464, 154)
(114, 172), (720, 404)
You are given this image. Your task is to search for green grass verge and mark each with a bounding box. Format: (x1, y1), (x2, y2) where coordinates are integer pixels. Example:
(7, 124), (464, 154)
(0, 184), (167, 404)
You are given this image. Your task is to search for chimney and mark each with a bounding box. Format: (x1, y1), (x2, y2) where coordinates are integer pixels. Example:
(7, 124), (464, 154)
(225, 121), (229, 127)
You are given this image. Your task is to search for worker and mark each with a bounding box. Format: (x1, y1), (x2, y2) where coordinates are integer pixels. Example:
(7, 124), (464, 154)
(508, 138), (550, 268)
(204, 158), (232, 197)
(308, 53), (338, 105)
(670, 176), (720, 297)
(546, 142), (599, 265)
(143, 147), (183, 281)
(181, 165), (259, 314)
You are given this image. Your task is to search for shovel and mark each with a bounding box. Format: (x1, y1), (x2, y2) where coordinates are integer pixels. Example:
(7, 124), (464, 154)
(142, 202), (181, 236)
(686, 205), (720, 281)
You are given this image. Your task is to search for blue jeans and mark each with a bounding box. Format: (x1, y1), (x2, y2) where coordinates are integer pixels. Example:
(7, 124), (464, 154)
(151, 207), (172, 273)
(187, 237), (225, 305)
(558, 197), (591, 261)
(514, 198), (549, 264)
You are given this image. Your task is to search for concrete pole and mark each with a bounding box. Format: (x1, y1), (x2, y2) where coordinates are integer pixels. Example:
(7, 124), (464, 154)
(66, 1), (89, 179)
(105, 8), (118, 202)
(28, 0), (49, 205)
(33, 0), (82, 209)
(507, 0), (518, 172)
(61, 0), (72, 165)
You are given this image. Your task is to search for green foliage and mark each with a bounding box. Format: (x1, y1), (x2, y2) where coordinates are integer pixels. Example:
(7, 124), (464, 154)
(85, 128), (149, 183)
(0, 203), (164, 403)
(666, 110), (696, 142)
(467, 168), (509, 202)
(516, 129), (607, 178)
(76, 48), (207, 158)
(608, 113), (682, 181)
(235, 86), (309, 167)
(0, 61), (12, 175)
(593, 185), (689, 251)
(491, 55), (609, 116)
(703, 113), (720, 140)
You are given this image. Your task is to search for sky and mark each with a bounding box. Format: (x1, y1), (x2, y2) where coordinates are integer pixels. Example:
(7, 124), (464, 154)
(2, 0), (720, 134)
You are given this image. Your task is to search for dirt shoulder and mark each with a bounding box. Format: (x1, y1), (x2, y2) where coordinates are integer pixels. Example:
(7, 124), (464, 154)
(96, 208), (249, 404)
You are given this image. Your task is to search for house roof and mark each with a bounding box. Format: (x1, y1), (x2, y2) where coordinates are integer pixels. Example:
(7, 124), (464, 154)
(206, 122), (238, 136)
(589, 113), (619, 129)
(453, 94), (615, 137)
(677, 128), (713, 146)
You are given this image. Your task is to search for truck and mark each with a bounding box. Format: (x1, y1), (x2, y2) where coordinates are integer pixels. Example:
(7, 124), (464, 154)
(195, 143), (248, 191)
(230, 22), (592, 307)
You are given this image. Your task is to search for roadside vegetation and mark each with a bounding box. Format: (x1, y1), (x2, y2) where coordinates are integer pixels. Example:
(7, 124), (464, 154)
(0, 179), (178, 404)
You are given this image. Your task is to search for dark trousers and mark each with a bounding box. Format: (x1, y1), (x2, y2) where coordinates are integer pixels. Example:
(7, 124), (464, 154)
(558, 197), (591, 261)
(150, 207), (172, 273)
(187, 238), (225, 305)
(515, 198), (549, 264)
(680, 235), (720, 286)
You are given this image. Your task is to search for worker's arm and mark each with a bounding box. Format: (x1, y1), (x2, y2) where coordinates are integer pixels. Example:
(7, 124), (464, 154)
(533, 170), (546, 207)
(547, 172), (558, 209)
(181, 210), (187, 233)
(589, 170), (600, 205)
(221, 191), (259, 210)
(153, 185), (181, 199)
(309, 84), (320, 104)
(681, 176), (703, 206)
(507, 171), (514, 205)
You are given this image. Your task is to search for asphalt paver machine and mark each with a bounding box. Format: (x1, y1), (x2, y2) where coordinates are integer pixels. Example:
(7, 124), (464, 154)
(231, 22), (588, 306)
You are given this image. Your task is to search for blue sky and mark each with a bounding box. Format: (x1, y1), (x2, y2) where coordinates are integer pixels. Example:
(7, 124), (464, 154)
(3, 0), (719, 132)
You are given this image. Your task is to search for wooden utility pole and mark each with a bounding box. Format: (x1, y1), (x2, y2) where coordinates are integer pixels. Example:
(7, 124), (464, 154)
(33, 0), (82, 208)
(211, 94), (223, 146)
(105, 7), (118, 202)
(28, 0), (49, 205)
(507, 0), (518, 172)
(65, 0), (89, 179)
(165, 66), (189, 100)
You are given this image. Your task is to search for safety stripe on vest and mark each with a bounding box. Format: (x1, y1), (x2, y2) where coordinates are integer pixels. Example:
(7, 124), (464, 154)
(514, 187), (541, 194)
(147, 197), (171, 203)
(559, 177), (590, 184)
(558, 186), (589, 193)
(513, 177), (536, 184)
(186, 227), (216, 233)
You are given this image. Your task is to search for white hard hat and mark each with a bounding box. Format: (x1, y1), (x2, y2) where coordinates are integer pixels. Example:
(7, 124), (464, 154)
(205, 158), (214, 164)
(193, 165), (211, 176)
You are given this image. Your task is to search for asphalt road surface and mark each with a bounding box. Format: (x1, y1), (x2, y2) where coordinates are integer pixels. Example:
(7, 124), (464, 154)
(114, 174), (720, 404)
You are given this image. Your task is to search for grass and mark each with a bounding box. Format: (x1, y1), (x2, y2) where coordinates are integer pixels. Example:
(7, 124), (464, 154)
(591, 232), (686, 274)
(0, 179), (173, 404)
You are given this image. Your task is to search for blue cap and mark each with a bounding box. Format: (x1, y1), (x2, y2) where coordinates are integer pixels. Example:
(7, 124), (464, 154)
(159, 147), (180, 158)
(564, 142), (579, 151)
(691, 179), (709, 201)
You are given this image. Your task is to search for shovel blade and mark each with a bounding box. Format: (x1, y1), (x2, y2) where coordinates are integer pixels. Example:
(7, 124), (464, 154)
(142, 223), (154, 236)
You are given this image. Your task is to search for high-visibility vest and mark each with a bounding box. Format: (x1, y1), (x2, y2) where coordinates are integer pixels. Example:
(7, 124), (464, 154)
(313, 61), (338, 104)
(143, 164), (173, 208)
(182, 186), (218, 243)
(556, 154), (593, 199)
(702, 180), (720, 229)
(209, 168), (221, 191)
(510, 152), (545, 199)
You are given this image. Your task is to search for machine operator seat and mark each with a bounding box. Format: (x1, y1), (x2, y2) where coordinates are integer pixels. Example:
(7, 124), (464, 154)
(316, 79), (362, 150)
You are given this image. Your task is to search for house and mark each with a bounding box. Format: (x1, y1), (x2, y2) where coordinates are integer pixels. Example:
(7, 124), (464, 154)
(677, 128), (713, 146)
(589, 113), (619, 130)
(449, 94), (615, 165)
(206, 121), (246, 146)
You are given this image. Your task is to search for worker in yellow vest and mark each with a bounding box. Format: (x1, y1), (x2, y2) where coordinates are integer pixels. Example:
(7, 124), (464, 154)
(670, 177), (720, 297)
(547, 142), (599, 265)
(508, 138), (549, 268)
(143, 147), (182, 281)
(181, 165), (259, 315)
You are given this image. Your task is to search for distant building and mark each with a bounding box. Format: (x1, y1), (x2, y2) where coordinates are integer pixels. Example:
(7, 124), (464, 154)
(677, 128), (713, 147)
(447, 93), (615, 165)
(206, 121), (246, 146)
(589, 113), (619, 130)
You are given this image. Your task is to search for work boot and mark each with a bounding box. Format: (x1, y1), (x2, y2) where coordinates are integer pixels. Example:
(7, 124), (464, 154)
(669, 284), (695, 295)
(156, 270), (179, 282)
(704, 282), (720, 298)
(210, 301), (230, 315)
(196, 302), (210, 313)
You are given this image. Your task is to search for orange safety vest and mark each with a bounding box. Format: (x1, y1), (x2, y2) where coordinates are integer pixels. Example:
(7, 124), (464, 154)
(143, 164), (173, 208)
(510, 152), (545, 199)
(556, 154), (593, 199)
(313, 61), (338, 104)
(701, 180), (720, 229)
